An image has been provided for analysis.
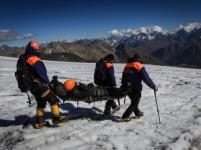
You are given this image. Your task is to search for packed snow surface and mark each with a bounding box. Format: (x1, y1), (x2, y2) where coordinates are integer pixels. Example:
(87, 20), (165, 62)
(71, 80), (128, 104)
(1, 56), (201, 150)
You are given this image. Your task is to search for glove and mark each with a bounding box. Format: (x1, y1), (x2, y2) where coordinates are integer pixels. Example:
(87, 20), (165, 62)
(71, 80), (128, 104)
(154, 85), (158, 92)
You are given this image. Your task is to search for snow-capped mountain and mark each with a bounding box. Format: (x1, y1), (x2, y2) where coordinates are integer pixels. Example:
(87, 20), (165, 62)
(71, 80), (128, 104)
(1, 22), (201, 68)
(106, 22), (201, 68)
(109, 25), (167, 37)
(175, 22), (201, 32)
(107, 25), (168, 46)
(107, 23), (201, 46)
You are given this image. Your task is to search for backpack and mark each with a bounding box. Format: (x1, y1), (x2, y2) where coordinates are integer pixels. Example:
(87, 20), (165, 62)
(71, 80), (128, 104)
(94, 60), (106, 85)
(15, 54), (33, 92)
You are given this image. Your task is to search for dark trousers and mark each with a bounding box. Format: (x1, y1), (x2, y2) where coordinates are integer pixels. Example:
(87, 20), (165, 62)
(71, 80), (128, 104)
(122, 92), (141, 118)
(30, 81), (58, 108)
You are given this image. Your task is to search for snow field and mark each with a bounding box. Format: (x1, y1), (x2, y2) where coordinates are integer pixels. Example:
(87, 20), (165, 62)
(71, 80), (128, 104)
(0, 56), (201, 150)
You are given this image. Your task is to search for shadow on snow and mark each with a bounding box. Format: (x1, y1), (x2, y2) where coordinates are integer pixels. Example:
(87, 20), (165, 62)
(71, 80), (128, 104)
(0, 102), (121, 127)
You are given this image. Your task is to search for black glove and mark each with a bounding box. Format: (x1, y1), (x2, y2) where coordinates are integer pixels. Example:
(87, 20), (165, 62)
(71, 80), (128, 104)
(154, 85), (158, 92)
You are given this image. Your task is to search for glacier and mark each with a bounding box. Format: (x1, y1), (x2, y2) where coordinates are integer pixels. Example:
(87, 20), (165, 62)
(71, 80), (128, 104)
(0, 56), (201, 150)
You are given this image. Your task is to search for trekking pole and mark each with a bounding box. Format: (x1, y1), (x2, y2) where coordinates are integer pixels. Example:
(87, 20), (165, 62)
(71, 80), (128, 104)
(117, 98), (120, 106)
(26, 92), (31, 106)
(26, 92), (34, 107)
(77, 100), (79, 110)
(124, 96), (126, 104)
(154, 91), (161, 124)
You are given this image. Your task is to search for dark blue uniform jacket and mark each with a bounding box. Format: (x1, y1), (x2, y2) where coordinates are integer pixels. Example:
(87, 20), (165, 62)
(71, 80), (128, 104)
(121, 58), (155, 92)
(25, 49), (50, 84)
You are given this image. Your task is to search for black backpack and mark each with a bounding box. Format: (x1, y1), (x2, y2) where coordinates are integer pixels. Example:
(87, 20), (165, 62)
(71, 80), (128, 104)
(94, 60), (106, 85)
(15, 54), (33, 92)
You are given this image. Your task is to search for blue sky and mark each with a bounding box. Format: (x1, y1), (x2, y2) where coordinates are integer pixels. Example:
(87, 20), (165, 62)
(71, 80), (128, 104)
(1, 0), (201, 46)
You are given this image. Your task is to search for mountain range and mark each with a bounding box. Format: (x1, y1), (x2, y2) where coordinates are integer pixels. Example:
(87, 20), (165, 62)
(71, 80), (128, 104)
(106, 23), (201, 67)
(0, 22), (201, 68)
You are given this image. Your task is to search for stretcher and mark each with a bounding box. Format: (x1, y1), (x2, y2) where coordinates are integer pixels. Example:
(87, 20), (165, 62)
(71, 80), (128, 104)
(50, 77), (127, 104)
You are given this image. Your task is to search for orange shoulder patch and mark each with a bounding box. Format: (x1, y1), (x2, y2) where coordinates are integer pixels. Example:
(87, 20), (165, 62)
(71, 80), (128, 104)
(105, 63), (113, 69)
(125, 62), (144, 72)
(26, 56), (41, 66)
(125, 63), (134, 69)
(133, 62), (144, 72)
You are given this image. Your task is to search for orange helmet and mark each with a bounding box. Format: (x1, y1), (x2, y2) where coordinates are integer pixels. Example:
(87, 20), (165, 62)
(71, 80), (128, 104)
(64, 80), (76, 91)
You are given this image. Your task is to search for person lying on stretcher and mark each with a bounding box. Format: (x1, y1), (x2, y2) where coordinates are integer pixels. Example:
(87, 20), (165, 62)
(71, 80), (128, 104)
(50, 76), (129, 103)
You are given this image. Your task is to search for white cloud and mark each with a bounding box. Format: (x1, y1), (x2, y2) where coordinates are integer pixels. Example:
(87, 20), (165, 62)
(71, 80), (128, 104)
(23, 33), (35, 38)
(0, 29), (10, 33)
(0, 29), (35, 42)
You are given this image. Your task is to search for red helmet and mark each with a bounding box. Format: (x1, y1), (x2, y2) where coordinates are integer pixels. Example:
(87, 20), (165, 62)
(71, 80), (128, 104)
(27, 40), (41, 51)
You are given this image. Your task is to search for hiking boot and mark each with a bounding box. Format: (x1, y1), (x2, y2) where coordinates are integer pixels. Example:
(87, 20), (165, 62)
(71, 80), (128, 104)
(34, 116), (46, 129)
(103, 103), (112, 116)
(121, 117), (131, 122)
(52, 115), (68, 125)
(111, 106), (120, 114)
(34, 122), (48, 129)
(135, 111), (144, 118)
